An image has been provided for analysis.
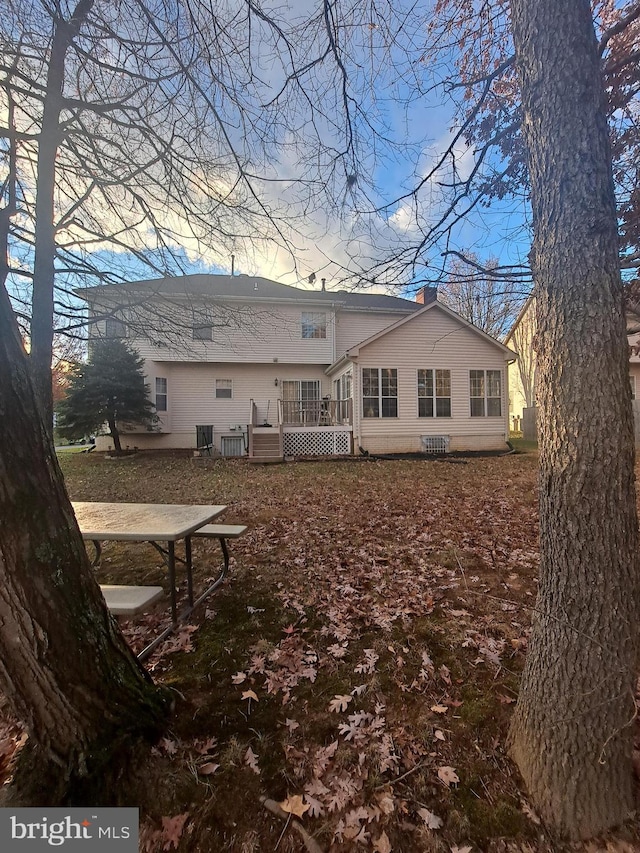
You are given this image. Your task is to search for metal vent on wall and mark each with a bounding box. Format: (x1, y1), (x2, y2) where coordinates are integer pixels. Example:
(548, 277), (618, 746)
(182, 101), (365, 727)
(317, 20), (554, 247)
(421, 435), (450, 454)
(221, 436), (245, 457)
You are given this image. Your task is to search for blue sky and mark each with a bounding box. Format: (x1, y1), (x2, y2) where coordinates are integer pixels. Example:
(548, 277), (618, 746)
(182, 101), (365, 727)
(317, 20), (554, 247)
(3, 0), (533, 317)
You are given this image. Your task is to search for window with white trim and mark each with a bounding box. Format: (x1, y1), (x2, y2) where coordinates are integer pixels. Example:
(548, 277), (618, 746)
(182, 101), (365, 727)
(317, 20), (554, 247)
(301, 312), (327, 339)
(192, 311), (213, 341)
(418, 369), (451, 417)
(335, 370), (352, 401)
(105, 317), (127, 338)
(363, 368), (397, 418)
(155, 377), (167, 411)
(470, 369), (502, 417)
(215, 379), (232, 399)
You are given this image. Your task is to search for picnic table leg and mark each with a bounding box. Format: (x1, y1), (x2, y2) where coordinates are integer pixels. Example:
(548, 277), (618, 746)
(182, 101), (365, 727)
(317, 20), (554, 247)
(168, 541), (177, 624)
(185, 536), (194, 607)
(91, 540), (102, 567)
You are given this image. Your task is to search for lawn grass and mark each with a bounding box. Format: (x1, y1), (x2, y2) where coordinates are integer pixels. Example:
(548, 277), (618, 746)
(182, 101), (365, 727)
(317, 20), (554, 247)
(4, 451), (637, 852)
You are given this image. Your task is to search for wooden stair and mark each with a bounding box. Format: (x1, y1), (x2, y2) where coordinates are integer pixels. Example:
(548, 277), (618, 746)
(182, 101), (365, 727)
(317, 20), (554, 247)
(249, 427), (283, 463)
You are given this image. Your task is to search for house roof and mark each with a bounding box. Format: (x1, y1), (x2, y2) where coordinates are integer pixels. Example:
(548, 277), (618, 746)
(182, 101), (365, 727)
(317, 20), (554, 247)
(327, 299), (515, 374)
(506, 293), (640, 339)
(76, 274), (421, 313)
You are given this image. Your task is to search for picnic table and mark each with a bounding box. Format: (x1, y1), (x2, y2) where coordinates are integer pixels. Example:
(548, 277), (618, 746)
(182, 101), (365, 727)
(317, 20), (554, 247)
(73, 501), (226, 629)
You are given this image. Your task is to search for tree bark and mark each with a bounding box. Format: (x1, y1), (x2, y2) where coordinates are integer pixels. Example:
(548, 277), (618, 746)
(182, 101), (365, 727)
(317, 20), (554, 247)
(507, 0), (640, 839)
(107, 415), (122, 453)
(30, 0), (94, 433)
(0, 281), (169, 805)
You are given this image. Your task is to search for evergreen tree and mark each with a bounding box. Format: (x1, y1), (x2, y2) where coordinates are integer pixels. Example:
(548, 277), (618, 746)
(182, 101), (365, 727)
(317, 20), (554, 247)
(57, 339), (157, 453)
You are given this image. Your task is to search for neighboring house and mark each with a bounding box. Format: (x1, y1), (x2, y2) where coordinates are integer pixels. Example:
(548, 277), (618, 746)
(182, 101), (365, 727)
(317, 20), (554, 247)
(78, 275), (515, 458)
(504, 297), (537, 429)
(506, 296), (640, 436)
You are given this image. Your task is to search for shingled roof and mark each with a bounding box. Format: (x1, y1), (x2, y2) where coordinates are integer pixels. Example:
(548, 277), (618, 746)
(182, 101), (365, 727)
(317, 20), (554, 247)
(77, 274), (424, 312)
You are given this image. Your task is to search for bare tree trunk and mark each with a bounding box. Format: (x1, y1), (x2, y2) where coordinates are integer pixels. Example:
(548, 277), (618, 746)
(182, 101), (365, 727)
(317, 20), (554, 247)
(507, 0), (640, 839)
(107, 415), (122, 453)
(30, 0), (94, 433)
(0, 281), (168, 806)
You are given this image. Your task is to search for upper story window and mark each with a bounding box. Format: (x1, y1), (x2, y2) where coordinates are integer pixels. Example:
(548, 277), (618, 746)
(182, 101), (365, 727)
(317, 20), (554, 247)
(215, 379), (232, 399)
(155, 377), (168, 411)
(301, 311), (327, 339)
(470, 369), (502, 417)
(363, 368), (397, 418)
(105, 317), (127, 338)
(192, 312), (213, 341)
(418, 369), (451, 417)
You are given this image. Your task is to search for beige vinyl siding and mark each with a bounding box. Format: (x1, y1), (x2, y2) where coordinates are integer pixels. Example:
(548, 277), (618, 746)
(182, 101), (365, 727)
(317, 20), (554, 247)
(113, 362), (329, 451)
(353, 306), (510, 453)
(335, 310), (414, 355)
(91, 298), (335, 365)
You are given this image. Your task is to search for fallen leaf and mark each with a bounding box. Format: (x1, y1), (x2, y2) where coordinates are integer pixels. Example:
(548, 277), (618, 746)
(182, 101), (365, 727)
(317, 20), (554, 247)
(241, 689), (259, 702)
(431, 705), (448, 714)
(198, 762), (219, 775)
(438, 766), (460, 787)
(373, 831), (392, 853)
(232, 672), (247, 684)
(245, 746), (260, 774)
(450, 846), (473, 853)
(160, 814), (188, 850)
(279, 794), (309, 818)
(329, 694), (352, 713)
(434, 729), (446, 741)
(418, 807), (443, 829)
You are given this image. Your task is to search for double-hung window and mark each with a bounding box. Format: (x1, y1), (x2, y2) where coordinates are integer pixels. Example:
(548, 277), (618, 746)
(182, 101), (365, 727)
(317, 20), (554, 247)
(301, 312), (327, 339)
(192, 311), (213, 341)
(215, 379), (232, 399)
(362, 368), (397, 418)
(418, 369), (451, 417)
(155, 377), (168, 412)
(470, 370), (502, 417)
(105, 317), (127, 338)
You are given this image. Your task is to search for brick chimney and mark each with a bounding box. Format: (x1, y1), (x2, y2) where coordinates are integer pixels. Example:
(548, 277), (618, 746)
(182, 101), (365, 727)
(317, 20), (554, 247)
(416, 286), (437, 304)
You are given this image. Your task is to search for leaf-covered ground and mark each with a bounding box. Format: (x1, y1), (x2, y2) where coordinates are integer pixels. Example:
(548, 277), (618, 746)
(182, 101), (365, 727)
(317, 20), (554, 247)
(3, 449), (640, 852)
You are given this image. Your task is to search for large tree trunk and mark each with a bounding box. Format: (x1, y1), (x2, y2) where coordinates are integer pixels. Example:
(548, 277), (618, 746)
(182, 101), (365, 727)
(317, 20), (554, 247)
(0, 280), (169, 806)
(30, 0), (94, 433)
(507, 0), (640, 838)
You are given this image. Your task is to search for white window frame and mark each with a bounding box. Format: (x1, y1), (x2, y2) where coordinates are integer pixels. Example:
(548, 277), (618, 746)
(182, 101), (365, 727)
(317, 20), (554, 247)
(105, 316), (127, 338)
(192, 311), (213, 341)
(418, 369), (451, 418)
(362, 368), (398, 418)
(155, 377), (168, 411)
(215, 379), (233, 399)
(301, 311), (327, 339)
(470, 369), (502, 417)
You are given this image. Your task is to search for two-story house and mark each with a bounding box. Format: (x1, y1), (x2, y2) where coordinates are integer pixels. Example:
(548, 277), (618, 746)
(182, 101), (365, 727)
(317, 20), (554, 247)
(79, 274), (515, 458)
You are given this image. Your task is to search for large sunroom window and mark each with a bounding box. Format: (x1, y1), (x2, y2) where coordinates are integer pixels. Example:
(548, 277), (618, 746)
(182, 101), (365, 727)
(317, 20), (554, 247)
(470, 370), (502, 417)
(418, 369), (451, 417)
(363, 368), (397, 418)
